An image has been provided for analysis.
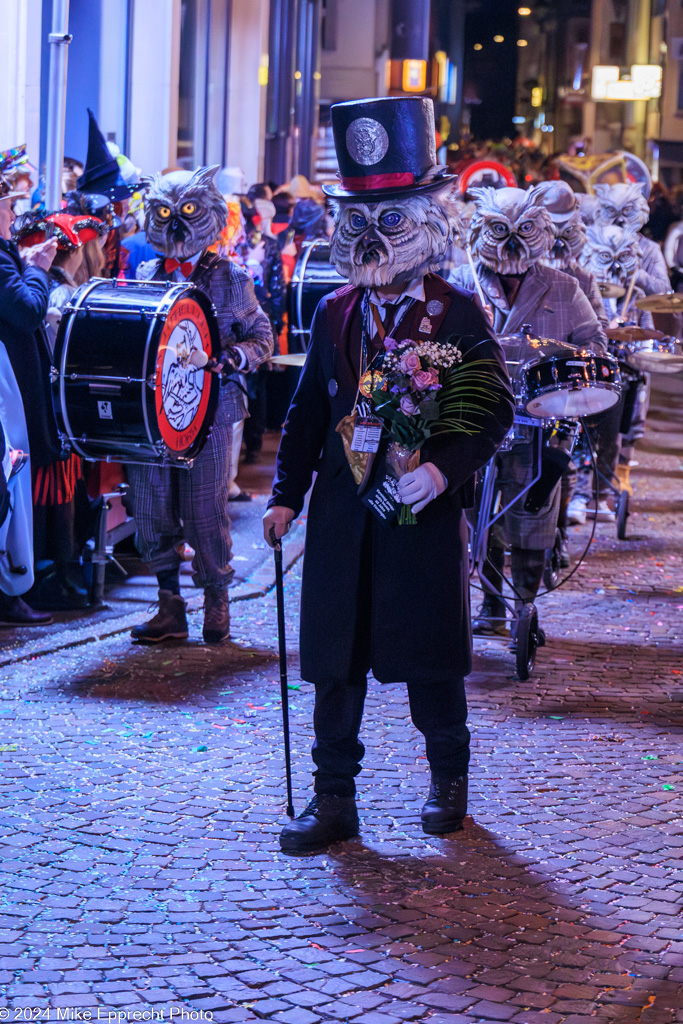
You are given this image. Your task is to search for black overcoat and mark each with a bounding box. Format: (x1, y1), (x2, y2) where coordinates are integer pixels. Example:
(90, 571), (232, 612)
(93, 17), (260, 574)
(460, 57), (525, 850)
(0, 239), (61, 466)
(270, 274), (515, 684)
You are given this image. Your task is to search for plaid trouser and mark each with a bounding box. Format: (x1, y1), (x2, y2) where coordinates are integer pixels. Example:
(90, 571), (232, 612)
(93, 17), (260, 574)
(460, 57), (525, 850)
(127, 411), (234, 590)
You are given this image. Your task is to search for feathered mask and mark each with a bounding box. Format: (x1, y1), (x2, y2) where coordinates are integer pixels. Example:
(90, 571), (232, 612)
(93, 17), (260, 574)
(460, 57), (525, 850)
(327, 176), (461, 287)
(142, 165), (228, 259)
(468, 186), (554, 275)
(593, 182), (649, 232)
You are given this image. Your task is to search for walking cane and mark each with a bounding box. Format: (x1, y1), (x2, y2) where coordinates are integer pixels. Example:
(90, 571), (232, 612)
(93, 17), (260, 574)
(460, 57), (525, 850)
(270, 527), (295, 818)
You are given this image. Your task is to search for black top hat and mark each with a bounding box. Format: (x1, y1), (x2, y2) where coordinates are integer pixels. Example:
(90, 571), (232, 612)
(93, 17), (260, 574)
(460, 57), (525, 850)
(322, 96), (452, 201)
(77, 109), (137, 202)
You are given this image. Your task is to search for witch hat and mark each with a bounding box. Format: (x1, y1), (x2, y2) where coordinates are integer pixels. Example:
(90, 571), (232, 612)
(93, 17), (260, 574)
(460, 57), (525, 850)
(77, 109), (137, 201)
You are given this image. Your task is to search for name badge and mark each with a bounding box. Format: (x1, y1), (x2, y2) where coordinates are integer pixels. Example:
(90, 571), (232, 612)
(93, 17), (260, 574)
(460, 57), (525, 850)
(351, 417), (383, 453)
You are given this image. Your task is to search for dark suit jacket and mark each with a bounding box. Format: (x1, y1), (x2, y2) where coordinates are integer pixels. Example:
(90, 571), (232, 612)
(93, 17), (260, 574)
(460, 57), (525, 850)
(0, 239), (61, 466)
(270, 273), (515, 684)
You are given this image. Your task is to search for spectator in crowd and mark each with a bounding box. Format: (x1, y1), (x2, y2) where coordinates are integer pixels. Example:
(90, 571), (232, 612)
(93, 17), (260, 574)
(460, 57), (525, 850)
(15, 212), (106, 610)
(240, 196), (286, 465)
(0, 175), (59, 625)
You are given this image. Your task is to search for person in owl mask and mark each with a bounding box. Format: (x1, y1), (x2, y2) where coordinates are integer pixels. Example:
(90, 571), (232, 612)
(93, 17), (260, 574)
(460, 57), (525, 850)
(590, 182), (668, 496)
(263, 98), (514, 853)
(533, 180), (607, 329)
(566, 223), (654, 522)
(592, 182), (669, 296)
(450, 186), (607, 638)
(127, 166), (273, 645)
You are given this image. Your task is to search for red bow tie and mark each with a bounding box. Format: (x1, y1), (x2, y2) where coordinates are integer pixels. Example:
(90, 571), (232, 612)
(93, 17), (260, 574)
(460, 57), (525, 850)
(164, 257), (194, 278)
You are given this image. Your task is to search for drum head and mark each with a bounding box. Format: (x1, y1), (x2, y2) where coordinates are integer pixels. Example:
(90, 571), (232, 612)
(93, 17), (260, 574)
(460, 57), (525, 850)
(628, 351), (683, 374)
(154, 293), (218, 458)
(526, 386), (620, 418)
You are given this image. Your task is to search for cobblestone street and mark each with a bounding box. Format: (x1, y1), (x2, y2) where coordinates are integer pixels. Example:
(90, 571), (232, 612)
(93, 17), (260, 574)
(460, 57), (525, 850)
(0, 384), (681, 1024)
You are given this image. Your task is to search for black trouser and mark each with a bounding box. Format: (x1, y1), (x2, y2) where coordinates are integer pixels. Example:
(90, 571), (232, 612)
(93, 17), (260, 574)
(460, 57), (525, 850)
(312, 675), (470, 797)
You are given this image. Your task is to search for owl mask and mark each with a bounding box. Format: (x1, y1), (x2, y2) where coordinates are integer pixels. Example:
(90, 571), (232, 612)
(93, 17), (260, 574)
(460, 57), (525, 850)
(580, 223), (641, 288)
(532, 180), (586, 270)
(327, 178), (461, 288)
(593, 182), (649, 232)
(142, 165), (228, 260)
(468, 186), (554, 275)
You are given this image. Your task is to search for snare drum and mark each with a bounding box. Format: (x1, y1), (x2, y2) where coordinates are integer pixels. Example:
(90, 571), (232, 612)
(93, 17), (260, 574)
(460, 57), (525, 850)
(53, 278), (220, 466)
(500, 335), (621, 418)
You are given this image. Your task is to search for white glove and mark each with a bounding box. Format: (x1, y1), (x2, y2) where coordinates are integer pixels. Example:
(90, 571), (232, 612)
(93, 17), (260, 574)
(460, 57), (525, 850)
(397, 462), (447, 514)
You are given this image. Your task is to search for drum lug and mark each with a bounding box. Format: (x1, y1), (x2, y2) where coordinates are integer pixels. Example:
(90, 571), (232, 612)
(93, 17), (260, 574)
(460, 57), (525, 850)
(146, 375), (156, 390)
(50, 366), (59, 383)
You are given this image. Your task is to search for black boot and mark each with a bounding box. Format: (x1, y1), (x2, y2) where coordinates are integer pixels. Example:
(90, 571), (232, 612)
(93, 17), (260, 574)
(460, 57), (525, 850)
(203, 586), (230, 644)
(280, 794), (359, 853)
(421, 774), (468, 835)
(472, 594), (508, 636)
(131, 590), (188, 643)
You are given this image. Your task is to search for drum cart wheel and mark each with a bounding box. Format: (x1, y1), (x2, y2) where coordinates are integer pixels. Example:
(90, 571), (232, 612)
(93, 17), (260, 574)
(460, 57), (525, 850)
(616, 489), (629, 540)
(515, 603), (539, 680)
(543, 529), (562, 590)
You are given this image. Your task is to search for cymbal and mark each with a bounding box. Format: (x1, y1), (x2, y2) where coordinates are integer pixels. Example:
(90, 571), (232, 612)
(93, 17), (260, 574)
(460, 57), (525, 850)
(598, 282), (625, 298)
(270, 353), (307, 366)
(635, 292), (683, 313)
(606, 326), (666, 342)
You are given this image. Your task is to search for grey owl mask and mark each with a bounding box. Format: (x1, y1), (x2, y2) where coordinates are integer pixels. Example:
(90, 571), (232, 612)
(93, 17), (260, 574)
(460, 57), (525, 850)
(327, 178), (461, 288)
(468, 186), (554, 275)
(142, 165), (228, 260)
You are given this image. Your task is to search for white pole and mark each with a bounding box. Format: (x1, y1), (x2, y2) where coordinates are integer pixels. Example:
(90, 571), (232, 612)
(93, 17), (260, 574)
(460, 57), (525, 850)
(44, 0), (71, 212)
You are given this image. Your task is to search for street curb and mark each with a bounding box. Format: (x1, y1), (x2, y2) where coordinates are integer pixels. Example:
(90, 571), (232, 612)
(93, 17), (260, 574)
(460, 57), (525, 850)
(0, 519), (306, 670)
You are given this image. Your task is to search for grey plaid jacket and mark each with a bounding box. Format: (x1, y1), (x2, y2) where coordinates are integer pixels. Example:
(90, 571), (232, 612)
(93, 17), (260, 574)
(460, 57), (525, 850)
(450, 262), (608, 352)
(138, 253), (274, 422)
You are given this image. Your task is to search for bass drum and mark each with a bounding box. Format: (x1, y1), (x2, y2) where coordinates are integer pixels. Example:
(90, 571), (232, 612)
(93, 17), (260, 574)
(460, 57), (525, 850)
(54, 278), (220, 466)
(288, 239), (346, 349)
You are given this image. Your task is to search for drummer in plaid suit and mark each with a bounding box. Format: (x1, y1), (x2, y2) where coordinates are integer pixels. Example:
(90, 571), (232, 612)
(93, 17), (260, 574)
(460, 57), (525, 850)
(451, 186), (607, 642)
(127, 167), (273, 644)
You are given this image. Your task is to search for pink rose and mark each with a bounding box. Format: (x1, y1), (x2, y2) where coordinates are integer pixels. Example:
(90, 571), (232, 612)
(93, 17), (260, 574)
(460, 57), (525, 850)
(410, 369), (434, 392)
(400, 351), (421, 373)
(384, 336), (398, 351)
(400, 394), (418, 416)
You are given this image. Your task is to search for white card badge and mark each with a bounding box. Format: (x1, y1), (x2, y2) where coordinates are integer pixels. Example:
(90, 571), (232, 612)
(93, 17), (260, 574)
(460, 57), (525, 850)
(351, 417), (382, 453)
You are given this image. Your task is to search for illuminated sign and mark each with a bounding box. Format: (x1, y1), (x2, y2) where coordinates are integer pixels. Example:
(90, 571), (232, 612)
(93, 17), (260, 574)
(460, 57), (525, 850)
(402, 59), (427, 92)
(591, 64), (662, 101)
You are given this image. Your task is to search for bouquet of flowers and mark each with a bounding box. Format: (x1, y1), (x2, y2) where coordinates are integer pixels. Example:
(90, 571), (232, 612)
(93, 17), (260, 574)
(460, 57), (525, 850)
(365, 335), (500, 524)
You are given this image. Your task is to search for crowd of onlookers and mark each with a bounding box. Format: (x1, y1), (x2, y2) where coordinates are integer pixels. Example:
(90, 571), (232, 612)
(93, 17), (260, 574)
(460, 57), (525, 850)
(0, 136), (334, 628)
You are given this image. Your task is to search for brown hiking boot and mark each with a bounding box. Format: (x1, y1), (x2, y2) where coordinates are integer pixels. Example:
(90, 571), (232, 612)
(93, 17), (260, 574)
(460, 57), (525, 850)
(130, 590), (188, 643)
(203, 586), (230, 644)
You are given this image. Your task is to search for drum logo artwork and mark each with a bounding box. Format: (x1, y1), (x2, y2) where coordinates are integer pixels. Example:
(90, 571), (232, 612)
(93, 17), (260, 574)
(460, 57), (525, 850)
(155, 298), (213, 453)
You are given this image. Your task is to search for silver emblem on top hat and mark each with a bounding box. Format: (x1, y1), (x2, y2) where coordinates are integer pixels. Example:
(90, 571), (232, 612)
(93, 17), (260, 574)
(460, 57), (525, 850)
(346, 118), (390, 166)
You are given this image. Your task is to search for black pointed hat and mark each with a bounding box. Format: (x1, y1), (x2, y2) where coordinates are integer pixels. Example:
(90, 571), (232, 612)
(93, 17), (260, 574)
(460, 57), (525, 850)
(322, 96), (454, 201)
(77, 109), (137, 201)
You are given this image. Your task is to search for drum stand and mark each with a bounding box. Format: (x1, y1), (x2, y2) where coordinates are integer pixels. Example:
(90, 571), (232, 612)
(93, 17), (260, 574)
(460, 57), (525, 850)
(469, 420), (581, 680)
(575, 416), (630, 541)
(469, 426), (545, 680)
(86, 484), (129, 607)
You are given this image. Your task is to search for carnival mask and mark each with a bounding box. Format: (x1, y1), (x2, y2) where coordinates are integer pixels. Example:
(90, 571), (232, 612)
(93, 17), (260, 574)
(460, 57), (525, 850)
(532, 180), (586, 269)
(593, 182), (649, 232)
(328, 182), (460, 287)
(580, 223), (641, 288)
(142, 165), (227, 259)
(468, 186), (554, 275)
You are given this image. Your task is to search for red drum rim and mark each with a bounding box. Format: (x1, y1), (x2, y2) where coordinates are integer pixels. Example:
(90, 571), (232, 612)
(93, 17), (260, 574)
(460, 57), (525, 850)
(154, 295), (214, 455)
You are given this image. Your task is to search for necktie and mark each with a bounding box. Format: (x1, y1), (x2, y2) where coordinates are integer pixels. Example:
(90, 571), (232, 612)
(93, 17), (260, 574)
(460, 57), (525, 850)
(371, 301), (400, 350)
(164, 257), (194, 278)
